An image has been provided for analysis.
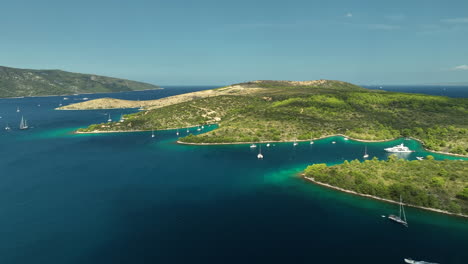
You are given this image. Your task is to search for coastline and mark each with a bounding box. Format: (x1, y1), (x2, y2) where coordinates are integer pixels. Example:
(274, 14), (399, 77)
(74, 128), (468, 158)
(2, 88), (163, 101)
(302, 176), (468, 219)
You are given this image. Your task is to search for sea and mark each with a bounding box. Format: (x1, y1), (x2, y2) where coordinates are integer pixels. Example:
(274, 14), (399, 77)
(0, 85), (467, 264)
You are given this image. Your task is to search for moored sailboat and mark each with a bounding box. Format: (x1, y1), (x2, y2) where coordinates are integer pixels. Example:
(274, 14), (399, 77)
(19, 116), (28, 130)
(388, 195), (408, 227)
(363, 146), (369, 158)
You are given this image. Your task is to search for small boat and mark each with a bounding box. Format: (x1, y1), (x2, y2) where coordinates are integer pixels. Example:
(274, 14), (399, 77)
(381, 215), (386, 218)
(16, 107), (20, 113)
(37, 104), (40, 107)
(63, 97), (69, 100)
(151, 130), (155, 138)
(310, 141), (314, 144)
(186, 129), (189, 133)
(19, 116), (28, 130)
(266, 143), (270, 147)
(201, 125), (204, 129)
(344, 137), (349, 141)
(363, 146), (369, 158)
(59, 101), (63, 107)
(257, 146), (263, 159)
(404, 258), (439, 264)
(107, 114), (112, 122)
(176, 129), (179, 136)
(293, 142), (298, 146)
(416, 156), (424, 161)
(5, 124), (11, 131)
(82, 97), (89, 100)
(388, 195), (408, 227)
(384, 143), (412, 153)
(332, 141), (336, 144)
(250, 144), (257, 149)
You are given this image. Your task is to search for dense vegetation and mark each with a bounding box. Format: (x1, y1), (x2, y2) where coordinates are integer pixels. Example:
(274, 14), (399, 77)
(0, 66), (159, 98)
(78, 80), (468, 155)
(304, 156), (468, 214)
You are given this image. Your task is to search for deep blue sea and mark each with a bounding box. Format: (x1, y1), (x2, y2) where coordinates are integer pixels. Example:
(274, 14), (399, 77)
(0, 85), (467, 264)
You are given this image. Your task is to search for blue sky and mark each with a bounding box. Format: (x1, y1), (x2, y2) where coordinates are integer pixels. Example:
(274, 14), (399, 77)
(1, 0), (467, 85)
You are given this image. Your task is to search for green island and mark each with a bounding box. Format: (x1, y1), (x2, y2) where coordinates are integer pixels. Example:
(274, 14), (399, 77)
(76, 80), (468, 155)
(304, 156), (468, 215)
(0, 66), (160, 98)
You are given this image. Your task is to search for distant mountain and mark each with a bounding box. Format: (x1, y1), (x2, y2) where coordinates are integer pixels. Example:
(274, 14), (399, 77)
(0, 66), (160, 98)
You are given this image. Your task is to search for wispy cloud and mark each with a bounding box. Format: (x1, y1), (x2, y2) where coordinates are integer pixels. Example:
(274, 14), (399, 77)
(385, 14), (405, 21)
(345, 13), (353, 18)
(367, 24), (400, 30)
(451, 65), (468, 71)
(441, 17), (468, 24)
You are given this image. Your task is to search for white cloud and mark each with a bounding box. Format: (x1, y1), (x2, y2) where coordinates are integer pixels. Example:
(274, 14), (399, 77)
(452, 65), (468, 71)
(345, 13), (353, 18)
(441, 17), (468, 24)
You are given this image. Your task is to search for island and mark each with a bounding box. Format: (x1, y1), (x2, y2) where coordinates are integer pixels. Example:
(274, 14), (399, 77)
(304, 155), (468, 216)
(68, 80), (468, 156)
(0, 66), (160, 98)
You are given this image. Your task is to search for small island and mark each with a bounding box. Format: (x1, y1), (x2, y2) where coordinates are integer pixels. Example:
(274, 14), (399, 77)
(71, 80), (468, 156)
(304, 156), (468, 216)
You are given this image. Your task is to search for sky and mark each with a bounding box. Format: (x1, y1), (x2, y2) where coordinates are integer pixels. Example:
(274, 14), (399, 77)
(1, 0), (467, 85)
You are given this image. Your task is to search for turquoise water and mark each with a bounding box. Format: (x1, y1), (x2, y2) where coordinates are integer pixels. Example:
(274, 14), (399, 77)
(0, 87), (467, 264)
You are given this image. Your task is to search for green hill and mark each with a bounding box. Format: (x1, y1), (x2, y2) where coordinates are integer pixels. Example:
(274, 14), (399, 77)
(304, 156), (468, 215)
(0, 66), (160, 98)
(77, 80), (468, 155)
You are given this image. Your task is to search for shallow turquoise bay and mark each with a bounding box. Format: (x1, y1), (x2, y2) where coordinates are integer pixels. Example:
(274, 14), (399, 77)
(0, 86), (466, 264)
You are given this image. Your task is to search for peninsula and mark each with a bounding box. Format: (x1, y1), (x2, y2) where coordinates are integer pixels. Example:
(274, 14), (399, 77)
(304, 156), (468, 215)
(0, 66), (160, 98)
(69, 80), (468, 155)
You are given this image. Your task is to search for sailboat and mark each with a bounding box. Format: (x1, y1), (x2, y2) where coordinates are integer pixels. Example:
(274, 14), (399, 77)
(119, 114), (125, 122)
(257, 145), (264, 159)
(151, 130), (155, 138)
(176, 129), (179, 136)
(107, 114), (112, 122)
(186, 128), (189, 133)
(293, 137), (298, 146)
(19, 116), (28, 130)
(363, 146), (369, 158)
(388, 195), (408, 227)
(16, 107), (20, 113)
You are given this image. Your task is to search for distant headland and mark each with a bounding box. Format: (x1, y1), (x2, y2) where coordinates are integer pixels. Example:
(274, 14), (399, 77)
(0, 66), (160, 98)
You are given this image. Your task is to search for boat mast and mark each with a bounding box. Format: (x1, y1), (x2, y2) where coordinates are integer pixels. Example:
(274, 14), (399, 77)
(399, 195), (402, 219)
(402, 197), (407, 224)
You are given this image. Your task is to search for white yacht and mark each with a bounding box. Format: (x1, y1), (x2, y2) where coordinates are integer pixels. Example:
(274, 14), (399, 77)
(384, 143), (412, 153)
(404, 258), (439, 264)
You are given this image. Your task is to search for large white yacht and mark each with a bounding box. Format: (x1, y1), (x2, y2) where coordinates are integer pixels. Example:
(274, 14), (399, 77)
(384, 143), (412, 153)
